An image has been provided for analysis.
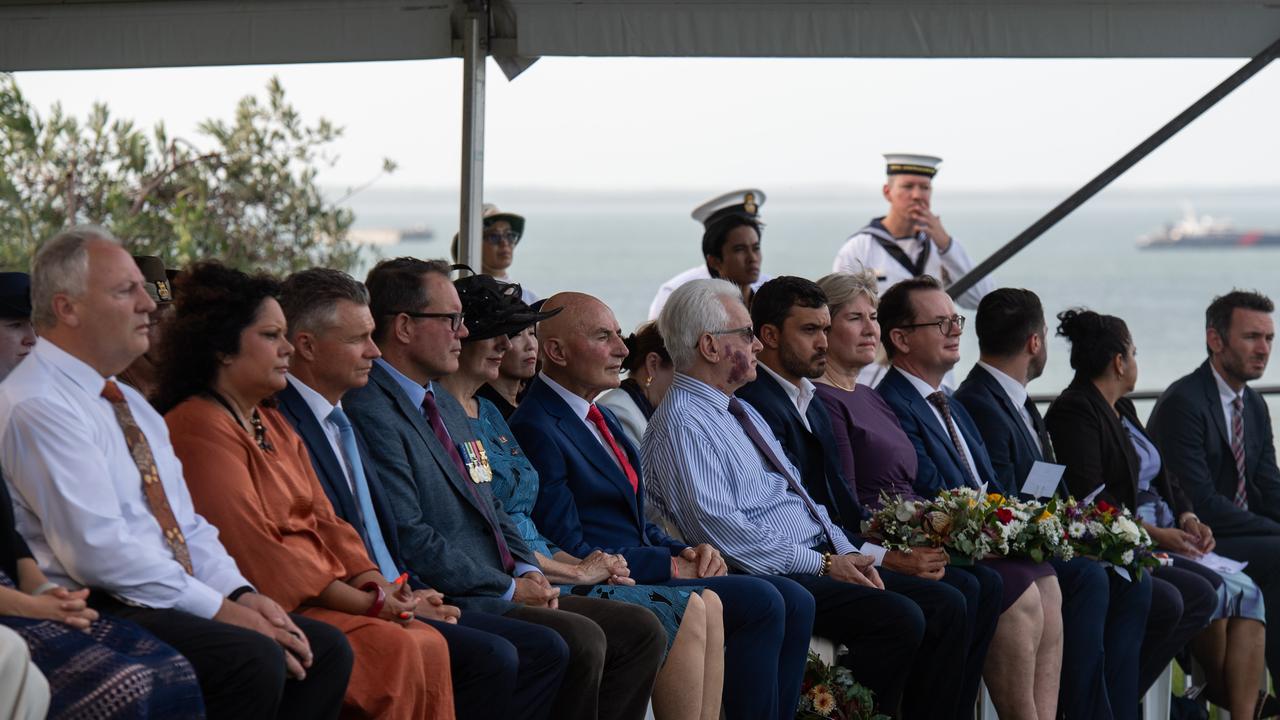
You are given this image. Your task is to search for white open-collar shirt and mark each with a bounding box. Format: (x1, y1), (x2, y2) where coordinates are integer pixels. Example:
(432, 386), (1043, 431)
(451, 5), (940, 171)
(0, 340), (249, 618)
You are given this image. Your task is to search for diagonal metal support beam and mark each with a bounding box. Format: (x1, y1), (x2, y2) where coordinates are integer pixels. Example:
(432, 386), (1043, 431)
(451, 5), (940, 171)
(948, 34), (1280, 300)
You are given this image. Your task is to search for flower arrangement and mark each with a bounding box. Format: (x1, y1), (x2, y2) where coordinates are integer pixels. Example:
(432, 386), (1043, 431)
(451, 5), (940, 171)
(1060, 497), (1158, 578)
(1007, 496), (1074, 563)
(797, 652), (890, 720)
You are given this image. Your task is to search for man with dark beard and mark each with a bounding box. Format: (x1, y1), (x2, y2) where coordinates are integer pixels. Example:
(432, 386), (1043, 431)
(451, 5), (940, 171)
(734, 276), (983, 719)
(1149, 289), (1280, 690)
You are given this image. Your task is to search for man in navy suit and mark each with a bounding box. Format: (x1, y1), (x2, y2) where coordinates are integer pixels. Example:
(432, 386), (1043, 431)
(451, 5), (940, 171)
(508, 292), (815, 720)
(875, 275), (1065, 719)
(275, 267), (570, 720)
(339, 259), (667, 720)
(1149, 289), (1280, 682)
(953, 288), (1152, 720)
(735, 276), (988, 720)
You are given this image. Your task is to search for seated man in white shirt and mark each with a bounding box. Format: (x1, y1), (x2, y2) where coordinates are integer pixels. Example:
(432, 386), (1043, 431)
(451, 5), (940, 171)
(0, 227), (353, 719)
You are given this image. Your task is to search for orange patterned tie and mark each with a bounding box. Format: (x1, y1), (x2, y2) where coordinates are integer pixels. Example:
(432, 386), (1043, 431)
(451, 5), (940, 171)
(101, 380), (194, 574)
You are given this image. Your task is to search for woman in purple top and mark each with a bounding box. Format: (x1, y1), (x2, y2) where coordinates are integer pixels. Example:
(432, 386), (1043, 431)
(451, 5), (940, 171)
(815, 270), (1064, 720)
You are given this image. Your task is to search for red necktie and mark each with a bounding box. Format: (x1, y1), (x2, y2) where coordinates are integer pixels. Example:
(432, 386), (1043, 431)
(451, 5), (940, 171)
(586, 404), (638, 493)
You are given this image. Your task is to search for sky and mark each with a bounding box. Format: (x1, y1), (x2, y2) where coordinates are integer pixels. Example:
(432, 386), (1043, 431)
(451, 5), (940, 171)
(11, 56), (1280, 194)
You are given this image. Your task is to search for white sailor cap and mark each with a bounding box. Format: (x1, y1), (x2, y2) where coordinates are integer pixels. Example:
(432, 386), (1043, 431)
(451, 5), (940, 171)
(884, 153), (942, 177)
(690, 188), (766, 229)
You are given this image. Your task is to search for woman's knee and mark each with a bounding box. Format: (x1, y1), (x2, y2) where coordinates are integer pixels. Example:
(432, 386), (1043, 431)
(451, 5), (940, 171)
(1035, 576), (1063, 614)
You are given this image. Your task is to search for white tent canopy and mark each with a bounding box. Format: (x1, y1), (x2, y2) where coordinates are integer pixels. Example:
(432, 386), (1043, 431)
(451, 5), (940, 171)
(1, 0), (1278, 73)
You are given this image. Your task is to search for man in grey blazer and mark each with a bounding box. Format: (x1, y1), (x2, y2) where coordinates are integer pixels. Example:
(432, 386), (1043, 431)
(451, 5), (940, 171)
(343, 257), (666, 720)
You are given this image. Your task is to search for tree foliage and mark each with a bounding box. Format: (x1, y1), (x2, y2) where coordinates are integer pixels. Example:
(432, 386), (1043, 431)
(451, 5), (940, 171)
(0, 74), (393, 274)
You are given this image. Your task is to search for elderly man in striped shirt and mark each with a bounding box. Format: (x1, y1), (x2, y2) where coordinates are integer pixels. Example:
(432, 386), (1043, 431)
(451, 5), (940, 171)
(644, 278), (956, 718)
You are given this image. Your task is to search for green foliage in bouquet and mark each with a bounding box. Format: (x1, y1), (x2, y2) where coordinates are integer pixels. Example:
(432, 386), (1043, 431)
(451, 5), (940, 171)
(797, 652), (890, 720)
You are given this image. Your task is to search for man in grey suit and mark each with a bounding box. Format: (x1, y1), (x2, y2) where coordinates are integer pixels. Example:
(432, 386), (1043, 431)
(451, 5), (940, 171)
(343, 257), (666, 720)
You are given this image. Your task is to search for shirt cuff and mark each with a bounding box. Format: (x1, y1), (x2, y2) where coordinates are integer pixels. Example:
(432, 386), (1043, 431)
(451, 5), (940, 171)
(501, 578), (517, 602)
(859, 542), (888, 567)
(176, 580), (230, 620)
(513, 562), (540, 578)
(795, 548), (826, 576)
(937, 237), (954, 254)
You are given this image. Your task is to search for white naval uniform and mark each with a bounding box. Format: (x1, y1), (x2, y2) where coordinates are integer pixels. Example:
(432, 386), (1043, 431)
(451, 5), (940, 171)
(833, 220), (995, 388)
(647, 264), (772, 320)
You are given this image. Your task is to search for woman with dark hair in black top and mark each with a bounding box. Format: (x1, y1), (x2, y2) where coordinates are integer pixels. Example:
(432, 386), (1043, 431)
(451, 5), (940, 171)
(1046, 308), (1269, 717)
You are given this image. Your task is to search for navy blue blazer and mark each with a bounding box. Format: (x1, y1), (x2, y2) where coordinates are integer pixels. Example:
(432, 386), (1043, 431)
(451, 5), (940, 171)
(508, 376), (688, 584)
(1148, 360), (1280, 537)
(877, 366), (998, 497)
(953, 364), (1045, 498)
(735, 371), (869, 536)
(275, 381), (429, 590)
(343, 363), (538, 614)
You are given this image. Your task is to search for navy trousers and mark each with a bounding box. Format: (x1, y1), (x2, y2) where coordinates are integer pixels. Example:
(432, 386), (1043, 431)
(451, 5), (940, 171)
(423, 611), (567, 720)
(879, 570), (972, 719)
(1104, 565), (1153, 720)
(1140, 561), (1218, 693)
(1048, 557), (1112, 719)
(946, 563), (1002, 717)
(670, 574), (815, 720)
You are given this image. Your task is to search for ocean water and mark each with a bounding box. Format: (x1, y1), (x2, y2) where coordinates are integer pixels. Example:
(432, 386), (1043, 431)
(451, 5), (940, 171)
(346, 185), (1280, 416)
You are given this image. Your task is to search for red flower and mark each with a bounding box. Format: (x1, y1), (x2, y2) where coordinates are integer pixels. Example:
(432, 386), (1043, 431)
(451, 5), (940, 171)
(996, 508), (1014, 524)
(1096, 501), (1115, 515)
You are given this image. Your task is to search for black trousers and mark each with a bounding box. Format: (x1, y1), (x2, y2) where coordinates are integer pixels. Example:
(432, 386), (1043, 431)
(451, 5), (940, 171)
(1215, 534), (1280, 685)
(1139, 559), (1219, 692)
(428, 610), (568, 720)
(509, 595), (665, 720)
(92, 596), (353, 720)
(786, 572), (949, 719)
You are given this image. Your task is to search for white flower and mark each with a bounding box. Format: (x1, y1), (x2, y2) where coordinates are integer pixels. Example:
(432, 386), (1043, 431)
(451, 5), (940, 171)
(1113, 517), (1142, 544)
(1068, 522), (1087, 538)
(1121, 549), (1135, 565)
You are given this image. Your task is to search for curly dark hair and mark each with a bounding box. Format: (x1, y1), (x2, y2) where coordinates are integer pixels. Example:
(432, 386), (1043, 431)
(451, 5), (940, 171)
(1055, 307), (1132, 379)
(154, 261), (282, 413)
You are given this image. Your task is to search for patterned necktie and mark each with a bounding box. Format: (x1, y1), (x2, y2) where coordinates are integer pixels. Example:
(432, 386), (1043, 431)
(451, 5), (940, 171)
(585, 404), (638, 493)
(927, 391), (981, 488)
(101, 380), (194, 574)
(1232, 395), (1249, 509)
(1024, 397), (1057, 464)
(726, 397), (837, 550)
(421, 390), (515, 573)
(327, 406), (400, 579)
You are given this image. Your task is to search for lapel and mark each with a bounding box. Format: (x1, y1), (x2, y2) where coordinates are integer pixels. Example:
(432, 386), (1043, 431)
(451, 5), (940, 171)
(1081, 379), (1141, 492)
(888, 369), (967, 472)
(369, 364), (492, 520)
(528, 378), (641, 521)
(973, 366), (1042, 462)
(276, 384), (361, 521)
(1196, 361), (1233, 451)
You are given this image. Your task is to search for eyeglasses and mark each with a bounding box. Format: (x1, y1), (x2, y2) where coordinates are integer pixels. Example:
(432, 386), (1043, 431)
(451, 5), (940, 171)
(900, 314), (966, 336)
(708, 325), (756, 342)
(483, 231), (521, 246)
(389, 311), (466, 332)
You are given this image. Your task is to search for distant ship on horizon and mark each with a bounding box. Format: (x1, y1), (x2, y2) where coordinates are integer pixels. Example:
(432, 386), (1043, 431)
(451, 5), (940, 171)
(1139, 203), (1280, 249)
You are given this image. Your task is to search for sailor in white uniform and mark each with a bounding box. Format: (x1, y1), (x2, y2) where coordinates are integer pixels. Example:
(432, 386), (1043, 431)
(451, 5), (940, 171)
(832, 154), (994, 387)
(647, 189), (772, 319)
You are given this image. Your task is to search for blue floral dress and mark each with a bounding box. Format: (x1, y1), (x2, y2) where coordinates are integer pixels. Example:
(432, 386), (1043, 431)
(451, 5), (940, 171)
(472, 397), (697, 652)
(0, 481), (204, 719)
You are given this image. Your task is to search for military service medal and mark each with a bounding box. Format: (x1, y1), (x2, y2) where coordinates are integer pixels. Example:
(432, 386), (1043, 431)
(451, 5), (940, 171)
(459, 440), (493, 484)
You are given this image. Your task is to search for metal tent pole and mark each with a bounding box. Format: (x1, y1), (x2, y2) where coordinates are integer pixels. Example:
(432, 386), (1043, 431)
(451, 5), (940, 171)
(948, 35), (1280, 300)
(458, 0), (488, 270)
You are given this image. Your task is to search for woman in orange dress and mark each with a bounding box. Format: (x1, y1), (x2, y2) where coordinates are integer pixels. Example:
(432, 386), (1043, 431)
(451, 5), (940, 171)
(157, 262), (454, 720)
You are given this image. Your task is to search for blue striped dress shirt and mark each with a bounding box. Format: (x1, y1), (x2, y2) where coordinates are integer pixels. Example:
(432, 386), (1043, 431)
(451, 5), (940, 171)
(641, 373), (856, 575)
